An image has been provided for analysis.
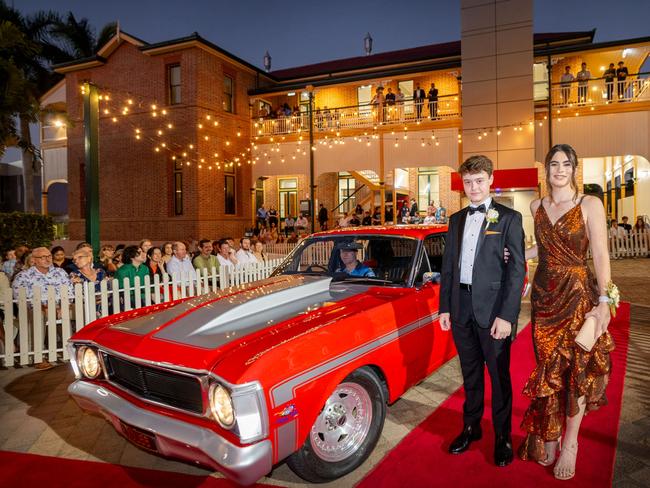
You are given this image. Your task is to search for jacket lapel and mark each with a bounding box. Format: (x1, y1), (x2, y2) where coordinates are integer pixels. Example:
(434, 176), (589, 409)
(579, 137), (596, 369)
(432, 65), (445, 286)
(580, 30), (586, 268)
(474, 200), (496, 260)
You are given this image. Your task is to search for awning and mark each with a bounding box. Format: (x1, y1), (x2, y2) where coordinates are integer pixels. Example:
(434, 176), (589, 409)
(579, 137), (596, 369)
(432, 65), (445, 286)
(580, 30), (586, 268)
(451, 168), (539, 191)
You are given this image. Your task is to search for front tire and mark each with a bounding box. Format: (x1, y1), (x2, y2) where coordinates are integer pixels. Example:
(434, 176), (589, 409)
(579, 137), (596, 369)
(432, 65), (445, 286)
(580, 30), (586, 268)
(287, 367), (386, 483)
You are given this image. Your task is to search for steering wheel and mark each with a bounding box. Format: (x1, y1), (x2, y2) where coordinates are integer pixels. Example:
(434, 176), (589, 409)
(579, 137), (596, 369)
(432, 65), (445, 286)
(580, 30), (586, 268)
(305, 264), (328, 273)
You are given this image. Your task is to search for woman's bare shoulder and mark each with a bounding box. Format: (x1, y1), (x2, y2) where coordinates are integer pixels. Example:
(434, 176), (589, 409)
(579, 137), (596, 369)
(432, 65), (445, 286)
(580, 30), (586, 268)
(530, 198), (543, 213)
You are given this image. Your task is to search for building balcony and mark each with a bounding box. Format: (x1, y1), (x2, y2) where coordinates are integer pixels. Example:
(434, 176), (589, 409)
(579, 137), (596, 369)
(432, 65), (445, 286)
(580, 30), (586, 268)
(542, 72), (650, 109)
(253, 94), (460, 137)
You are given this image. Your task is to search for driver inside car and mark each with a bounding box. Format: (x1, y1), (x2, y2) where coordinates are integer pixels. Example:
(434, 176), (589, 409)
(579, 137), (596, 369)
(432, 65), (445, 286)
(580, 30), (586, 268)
(335, 241), (376, 277)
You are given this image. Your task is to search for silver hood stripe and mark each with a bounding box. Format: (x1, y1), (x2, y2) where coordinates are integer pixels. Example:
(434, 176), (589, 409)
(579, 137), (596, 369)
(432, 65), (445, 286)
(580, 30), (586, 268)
(111, 275), (363, 350)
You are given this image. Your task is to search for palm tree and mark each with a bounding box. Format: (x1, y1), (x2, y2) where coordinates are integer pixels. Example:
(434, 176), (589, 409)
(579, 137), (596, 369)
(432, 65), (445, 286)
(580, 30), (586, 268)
(52, 13), (116, 59)
(0, 1), (116, 212)
(0, 1), (63, 212)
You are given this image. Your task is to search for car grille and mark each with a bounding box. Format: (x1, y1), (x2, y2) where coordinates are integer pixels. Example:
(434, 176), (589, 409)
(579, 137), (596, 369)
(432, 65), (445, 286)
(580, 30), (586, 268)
(102, 353), (204, 414)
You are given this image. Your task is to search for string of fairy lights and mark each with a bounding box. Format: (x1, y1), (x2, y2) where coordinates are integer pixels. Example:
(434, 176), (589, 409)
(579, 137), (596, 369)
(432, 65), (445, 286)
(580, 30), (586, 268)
(78, 83), (573, 170)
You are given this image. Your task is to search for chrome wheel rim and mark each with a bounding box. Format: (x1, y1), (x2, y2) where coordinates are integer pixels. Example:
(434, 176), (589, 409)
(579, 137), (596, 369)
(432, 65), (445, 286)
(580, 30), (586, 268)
(310, 382), (373, 462)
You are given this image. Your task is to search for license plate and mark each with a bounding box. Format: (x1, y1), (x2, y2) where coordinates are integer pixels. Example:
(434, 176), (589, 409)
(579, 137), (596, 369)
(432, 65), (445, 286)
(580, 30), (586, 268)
(120, 420), (158, 452)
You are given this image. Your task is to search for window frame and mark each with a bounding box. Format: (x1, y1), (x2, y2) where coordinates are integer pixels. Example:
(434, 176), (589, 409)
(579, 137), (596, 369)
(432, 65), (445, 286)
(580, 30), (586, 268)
(223, 75), (234, 113)
(225, 173), (236, 215)
(168, 64), (181, 105)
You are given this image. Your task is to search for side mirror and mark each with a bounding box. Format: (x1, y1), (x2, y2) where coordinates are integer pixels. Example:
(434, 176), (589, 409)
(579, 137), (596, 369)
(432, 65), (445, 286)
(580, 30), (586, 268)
(422, 271), (441, 286)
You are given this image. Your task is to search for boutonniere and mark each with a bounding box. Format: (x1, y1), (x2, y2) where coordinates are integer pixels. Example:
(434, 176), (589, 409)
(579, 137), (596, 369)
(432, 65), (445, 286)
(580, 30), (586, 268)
(485, 208), (499, 229)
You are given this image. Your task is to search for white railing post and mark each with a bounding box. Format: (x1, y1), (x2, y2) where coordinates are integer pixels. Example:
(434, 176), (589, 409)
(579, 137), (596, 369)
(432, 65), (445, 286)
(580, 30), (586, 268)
(2, 288), (15, 367)
(32, 287), (43, 365)
(46, 286), (57, 363)
(17, 287), (28, 365)
(60, 286), (72, 360)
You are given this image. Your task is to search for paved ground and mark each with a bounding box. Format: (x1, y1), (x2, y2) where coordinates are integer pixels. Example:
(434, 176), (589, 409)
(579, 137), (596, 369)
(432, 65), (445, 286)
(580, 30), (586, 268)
(0, 259), (648, 486)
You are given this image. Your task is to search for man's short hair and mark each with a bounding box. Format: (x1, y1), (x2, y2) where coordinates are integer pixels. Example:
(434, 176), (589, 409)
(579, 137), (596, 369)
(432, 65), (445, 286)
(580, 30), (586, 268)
(459, 155), (494, 177)
(622, 216), (629, 221)
(240, 237), (250, 245)
(217, 238), (229, 249)
(76, 241), (92, 250)
(199, 239), (211, 248)
(122, 245), (140, 264)
(172, 241), (185, 252)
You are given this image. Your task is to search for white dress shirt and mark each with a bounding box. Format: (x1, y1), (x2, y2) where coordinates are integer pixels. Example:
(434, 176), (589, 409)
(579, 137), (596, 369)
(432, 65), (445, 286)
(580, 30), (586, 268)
(235, 248), (258, 265)
(217, 254), (234, 268)
(166, 255), (196, 282)
(460, 197), (492, 285)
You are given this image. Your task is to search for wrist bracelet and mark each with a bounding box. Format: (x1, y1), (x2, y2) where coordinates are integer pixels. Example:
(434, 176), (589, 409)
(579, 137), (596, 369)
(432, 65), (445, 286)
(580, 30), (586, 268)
(598, 295), (610, 303)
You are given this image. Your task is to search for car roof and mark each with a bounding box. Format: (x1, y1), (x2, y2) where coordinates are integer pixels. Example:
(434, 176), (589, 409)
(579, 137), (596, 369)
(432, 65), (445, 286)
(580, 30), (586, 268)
(310, 224), (448, 240)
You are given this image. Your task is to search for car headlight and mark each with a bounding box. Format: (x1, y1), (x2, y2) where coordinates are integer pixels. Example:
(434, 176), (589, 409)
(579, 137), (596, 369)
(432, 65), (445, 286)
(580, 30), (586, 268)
(209, 383), (235, 428)
(77, 346), (102, 379)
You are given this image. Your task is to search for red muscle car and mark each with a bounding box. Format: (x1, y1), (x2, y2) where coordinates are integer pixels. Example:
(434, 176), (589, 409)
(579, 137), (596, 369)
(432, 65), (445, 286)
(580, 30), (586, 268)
(68, 225), (457, 485)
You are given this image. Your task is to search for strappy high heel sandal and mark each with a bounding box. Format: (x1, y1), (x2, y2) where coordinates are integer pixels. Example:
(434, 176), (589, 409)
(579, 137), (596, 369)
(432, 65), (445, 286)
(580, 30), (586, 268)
(554, 442), (578, 480)
(538, 437), (561, 467)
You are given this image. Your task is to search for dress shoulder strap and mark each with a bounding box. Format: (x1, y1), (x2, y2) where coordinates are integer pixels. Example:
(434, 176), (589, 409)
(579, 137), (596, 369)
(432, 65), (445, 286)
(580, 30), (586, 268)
(578, 194), (586, 205)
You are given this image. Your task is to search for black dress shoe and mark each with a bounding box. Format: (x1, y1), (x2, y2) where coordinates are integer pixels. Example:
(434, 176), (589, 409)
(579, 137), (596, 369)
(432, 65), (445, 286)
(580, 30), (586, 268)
(494, 434), (514, 467)
(448, 424), (482, 454)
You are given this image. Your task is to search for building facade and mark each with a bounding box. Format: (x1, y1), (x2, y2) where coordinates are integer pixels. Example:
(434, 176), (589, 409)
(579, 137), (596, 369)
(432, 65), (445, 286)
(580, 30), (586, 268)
(48, 22), (650, 242)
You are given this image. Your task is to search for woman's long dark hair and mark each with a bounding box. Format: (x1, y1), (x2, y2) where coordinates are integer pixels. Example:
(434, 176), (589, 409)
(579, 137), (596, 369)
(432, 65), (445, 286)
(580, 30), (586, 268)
(544, 143), (579, 202)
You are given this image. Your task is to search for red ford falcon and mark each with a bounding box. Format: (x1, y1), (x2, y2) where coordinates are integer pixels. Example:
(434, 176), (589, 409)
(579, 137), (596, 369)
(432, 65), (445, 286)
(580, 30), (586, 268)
(68, 225), (457, 485)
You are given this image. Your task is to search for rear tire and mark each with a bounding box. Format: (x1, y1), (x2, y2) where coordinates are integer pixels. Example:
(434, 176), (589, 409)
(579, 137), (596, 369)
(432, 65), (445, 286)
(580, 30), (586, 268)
(287, 367), (386, 483)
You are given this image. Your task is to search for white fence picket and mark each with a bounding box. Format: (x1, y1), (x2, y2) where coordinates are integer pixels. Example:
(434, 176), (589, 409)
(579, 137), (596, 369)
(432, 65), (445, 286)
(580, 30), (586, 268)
(17, 287), (28, 365)
(2, 288), (14, 367)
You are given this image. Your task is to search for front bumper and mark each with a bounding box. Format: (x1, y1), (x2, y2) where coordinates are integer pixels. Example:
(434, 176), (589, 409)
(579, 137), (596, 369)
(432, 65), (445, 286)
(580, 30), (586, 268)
(68, 380), (272, 486)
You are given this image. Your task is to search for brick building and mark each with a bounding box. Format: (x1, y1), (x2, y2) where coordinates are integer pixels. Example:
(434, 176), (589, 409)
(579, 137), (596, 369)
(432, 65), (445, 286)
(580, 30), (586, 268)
(47, 24), (650, 242)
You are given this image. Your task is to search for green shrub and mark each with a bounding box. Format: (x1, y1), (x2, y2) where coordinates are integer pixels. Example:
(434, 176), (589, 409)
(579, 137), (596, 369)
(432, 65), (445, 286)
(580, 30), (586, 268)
(0, 212), (55, 252)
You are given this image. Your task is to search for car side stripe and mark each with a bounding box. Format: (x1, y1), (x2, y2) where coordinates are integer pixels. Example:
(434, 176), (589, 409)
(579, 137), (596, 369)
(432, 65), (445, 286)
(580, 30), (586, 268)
(270, 311), (439, 407)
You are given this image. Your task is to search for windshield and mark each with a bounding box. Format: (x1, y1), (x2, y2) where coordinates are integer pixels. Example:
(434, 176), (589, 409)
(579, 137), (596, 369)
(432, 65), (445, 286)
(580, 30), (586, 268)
(271, 235), (419, 286)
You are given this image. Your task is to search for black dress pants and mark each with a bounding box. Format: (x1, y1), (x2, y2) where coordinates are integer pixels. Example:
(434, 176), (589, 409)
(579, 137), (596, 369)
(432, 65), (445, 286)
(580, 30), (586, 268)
(451, 288), (512, 435)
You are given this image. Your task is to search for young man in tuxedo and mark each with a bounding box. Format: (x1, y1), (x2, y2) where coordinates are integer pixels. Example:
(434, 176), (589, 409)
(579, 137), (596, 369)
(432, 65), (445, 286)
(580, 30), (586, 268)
(439, 155), (525, 467)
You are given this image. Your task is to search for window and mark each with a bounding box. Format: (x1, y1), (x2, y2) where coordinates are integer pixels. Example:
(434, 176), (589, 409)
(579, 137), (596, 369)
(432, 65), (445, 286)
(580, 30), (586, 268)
(338, 173), (356, 214)
(225, 172), (236, 215)
(168, 64), (181, 105)
(415, 234), (446, 285)
(223, 75), (234, 113)
(624, 168), (634, 197)
(417, 169), (439, 214)
(173, 159), (183, 215)
(533, 63), (548, 101)
(357, 85), (372, 116)
(279, 178), (298, 218)
(398, 80), (414, 114)
(255, 177), (265, 211)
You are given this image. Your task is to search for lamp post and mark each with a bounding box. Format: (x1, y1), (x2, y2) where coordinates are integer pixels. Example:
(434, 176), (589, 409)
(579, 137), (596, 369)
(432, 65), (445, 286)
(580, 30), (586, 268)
(82, 82), (100, 254)
(307, 85), (316, 231)
(364, 32), (373, 56)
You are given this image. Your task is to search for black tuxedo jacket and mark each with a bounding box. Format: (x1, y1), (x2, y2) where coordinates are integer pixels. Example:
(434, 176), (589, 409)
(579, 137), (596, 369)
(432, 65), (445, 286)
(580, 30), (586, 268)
(439, 201), (525, 330)
(413, 89), (426, 101)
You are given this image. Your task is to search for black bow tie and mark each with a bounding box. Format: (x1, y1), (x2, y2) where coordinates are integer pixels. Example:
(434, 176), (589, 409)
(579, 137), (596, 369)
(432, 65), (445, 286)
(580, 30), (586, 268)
(468, 204), (486, 215)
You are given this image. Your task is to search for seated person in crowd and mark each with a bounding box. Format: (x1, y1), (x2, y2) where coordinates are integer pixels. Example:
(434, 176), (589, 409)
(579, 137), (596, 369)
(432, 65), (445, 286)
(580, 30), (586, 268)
(2, 249), (17, 277)
(349, 214), (361, 226)
(216, 239), (238, 268)
(166, 241), (196, 281)
(287, 232), (300, 244)
(235, 237), (258, 264)
(362, 211), (372, 226)
(335, 241), (375, 277)
(114, 245), (149, 293)
(146, 246), (166, 278)
(192, 239), (219, 272)
(51, 246), (72, 270)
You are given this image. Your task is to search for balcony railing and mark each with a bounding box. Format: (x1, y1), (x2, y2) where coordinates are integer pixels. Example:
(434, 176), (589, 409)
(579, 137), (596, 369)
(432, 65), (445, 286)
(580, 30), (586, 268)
(254, 94), (460, 137)
(547, 72), (650, 108)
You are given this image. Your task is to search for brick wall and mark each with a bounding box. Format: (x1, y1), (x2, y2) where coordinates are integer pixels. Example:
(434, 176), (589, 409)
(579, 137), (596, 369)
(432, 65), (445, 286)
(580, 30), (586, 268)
(66, 41), (255, 242)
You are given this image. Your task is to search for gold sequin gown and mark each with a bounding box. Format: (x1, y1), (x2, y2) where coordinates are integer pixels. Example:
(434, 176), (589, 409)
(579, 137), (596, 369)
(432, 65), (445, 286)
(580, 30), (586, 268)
(518, 201), (615, 462)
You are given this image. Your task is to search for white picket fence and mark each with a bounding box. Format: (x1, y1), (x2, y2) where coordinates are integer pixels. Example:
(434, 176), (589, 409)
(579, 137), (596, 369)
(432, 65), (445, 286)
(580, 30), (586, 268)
(0, 259), (283, 368)
(608, 232), (650, 259)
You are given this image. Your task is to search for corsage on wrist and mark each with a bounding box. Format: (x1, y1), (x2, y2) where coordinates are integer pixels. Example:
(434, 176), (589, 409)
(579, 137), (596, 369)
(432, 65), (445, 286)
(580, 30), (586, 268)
(600, 281), (620, 317)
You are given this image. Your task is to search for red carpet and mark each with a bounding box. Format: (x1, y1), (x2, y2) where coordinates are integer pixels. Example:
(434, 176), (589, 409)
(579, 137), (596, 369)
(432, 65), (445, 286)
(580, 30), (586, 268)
(358, 302), (631, 488)
(0, 450), (274, 487)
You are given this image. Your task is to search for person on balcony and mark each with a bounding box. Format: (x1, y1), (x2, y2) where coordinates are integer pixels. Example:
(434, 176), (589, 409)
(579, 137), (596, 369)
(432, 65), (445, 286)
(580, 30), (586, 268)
(414, 83), (426, 119)
(428, 83), (439, 119)
(604, 63), (616, 103)
(385, 87), (396, 120)
(560, 66), (574, 106)
(616, 61), (629, 101)
(371, 87), (385, 123)
(576, 62), (591, 105)
(396, 86), (405, 120)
